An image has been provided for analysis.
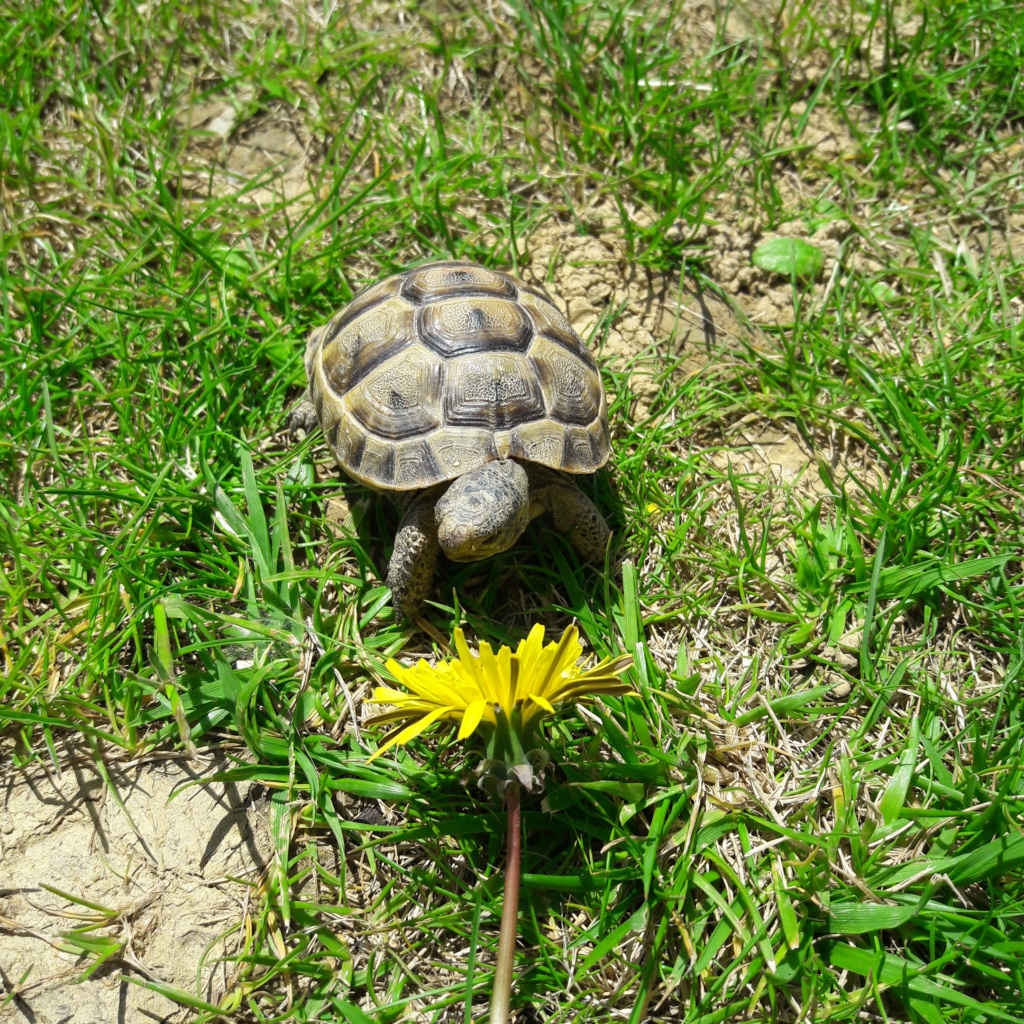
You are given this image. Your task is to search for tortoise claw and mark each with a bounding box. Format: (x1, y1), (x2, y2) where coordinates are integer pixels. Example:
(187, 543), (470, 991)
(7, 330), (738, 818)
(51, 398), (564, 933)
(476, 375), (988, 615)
(287, 398), (319, 439)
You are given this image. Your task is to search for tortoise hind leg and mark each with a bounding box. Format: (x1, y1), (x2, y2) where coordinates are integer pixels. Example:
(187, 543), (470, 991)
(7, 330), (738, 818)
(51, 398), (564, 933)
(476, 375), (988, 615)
(387, 493), (440, 621)
(532, 478), (610, 564)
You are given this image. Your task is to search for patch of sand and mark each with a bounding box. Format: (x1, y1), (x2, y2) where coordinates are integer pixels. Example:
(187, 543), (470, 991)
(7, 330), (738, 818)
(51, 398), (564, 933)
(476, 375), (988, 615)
(0, 753), (268, 1023)
(712, 417), (830, 494)
(175, 93), (314, 205)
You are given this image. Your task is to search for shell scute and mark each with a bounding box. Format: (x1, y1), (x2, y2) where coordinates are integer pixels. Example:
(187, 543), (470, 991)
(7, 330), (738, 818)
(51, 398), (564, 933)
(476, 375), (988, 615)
(517, 290), (596, 368)
(445, 352), (545, 429)
(328, 411), (367, 471)
(562, 426), (597, 473)
(403, 263), (516, 304)
(392, 437), (444, 489)
(323, 276), (404, 339)
(322, 298), (417, 394)
(420, 297), (532, 357)
(359, 435), (397, 487)
(529, 337), (601, 426)
(588, 415), (611, 462)
(428, 427), (499, 477)
(345, 347), (443, 440)
(509, 420), (566, 466)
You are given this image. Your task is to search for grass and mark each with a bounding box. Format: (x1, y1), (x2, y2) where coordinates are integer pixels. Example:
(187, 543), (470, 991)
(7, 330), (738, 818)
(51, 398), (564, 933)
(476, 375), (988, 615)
(1, 0), (1023, 1020)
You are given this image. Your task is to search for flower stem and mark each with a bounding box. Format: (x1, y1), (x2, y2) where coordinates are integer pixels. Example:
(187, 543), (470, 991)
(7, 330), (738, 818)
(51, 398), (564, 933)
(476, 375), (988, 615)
(490, 782), (521, 1024)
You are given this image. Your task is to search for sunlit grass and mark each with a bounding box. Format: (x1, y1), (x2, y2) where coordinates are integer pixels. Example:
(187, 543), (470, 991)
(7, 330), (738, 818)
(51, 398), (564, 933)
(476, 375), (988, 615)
(1, 0), (1023, 1020)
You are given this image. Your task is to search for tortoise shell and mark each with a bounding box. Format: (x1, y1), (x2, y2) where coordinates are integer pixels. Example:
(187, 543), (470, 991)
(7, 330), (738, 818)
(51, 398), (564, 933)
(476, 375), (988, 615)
(303, 261), (611, 491)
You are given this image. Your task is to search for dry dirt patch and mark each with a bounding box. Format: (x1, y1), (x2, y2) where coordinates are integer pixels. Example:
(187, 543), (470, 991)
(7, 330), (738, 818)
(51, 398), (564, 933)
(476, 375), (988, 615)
(1, 753), (268, 1023)
(711, 416), (831, 494)
(175, 94), (315, 205)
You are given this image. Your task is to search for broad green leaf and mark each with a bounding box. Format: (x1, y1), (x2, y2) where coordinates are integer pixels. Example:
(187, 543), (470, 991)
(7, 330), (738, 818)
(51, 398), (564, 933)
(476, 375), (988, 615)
(948, 832), (1024, 885)
(577, 780), (646, 800)
(334, 999), (377, 1024)
(212, 244), (253, 281)
(868, 281), (899, 303)
(579, 902), (648, 973)
(691, 811), (736, 853)
(734, 684), (832, 726)
(270, 789), (293, 929)
(152, 601), (173, 679)
(239, 445), (271, 572)
(123, 976), (223, 1013)
(543, 779), (645, 812)
(752, 237), (824, 280)
(325, 778), (414, 801)
(208, 481), (272, 579)
(703, 851), (777, 971)
(848, 554), (1011, 600)
(643, 798), (668, 898)
(520, 871), (632, 891)
(693, 917), (732, 975)
(860, 525), (886, 679)
(773, 863), (800, 950)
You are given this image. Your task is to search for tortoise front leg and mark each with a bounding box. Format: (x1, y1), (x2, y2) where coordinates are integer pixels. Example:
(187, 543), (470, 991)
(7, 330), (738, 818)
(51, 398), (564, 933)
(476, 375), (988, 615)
(532, 480), (610, 564)
(387, 493), (440, 621)
(286, 395), (320, 437)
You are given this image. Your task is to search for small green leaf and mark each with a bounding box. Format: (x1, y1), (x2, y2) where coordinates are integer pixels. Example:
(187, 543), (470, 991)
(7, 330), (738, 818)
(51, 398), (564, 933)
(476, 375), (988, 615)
(868, 280), (898, 303)
(752, 237), (824, 280)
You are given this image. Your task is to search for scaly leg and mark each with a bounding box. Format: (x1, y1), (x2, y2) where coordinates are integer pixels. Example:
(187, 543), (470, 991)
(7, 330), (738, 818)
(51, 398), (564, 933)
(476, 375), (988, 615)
(532, 479), (610, 564)
(387, 493), (440, 620)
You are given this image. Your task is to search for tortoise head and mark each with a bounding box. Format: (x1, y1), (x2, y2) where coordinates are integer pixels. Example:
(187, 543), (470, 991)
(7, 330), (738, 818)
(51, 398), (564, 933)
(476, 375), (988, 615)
(435, 460), (530, 562)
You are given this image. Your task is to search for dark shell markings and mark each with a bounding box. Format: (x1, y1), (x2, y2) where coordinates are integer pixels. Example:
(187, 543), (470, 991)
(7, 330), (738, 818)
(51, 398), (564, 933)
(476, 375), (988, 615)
(306, 261), (611, 491)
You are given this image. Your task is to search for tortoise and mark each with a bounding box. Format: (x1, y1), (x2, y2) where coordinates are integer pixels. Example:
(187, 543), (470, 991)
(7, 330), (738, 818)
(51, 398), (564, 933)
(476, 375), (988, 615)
(290, 260), (612, 620)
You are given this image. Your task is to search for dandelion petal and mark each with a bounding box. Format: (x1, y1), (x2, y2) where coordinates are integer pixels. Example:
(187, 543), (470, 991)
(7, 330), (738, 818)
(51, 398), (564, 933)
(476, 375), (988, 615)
(458, 699), (487, 740)
(527, 693), (555, 714)
(367, 705), (453, 763)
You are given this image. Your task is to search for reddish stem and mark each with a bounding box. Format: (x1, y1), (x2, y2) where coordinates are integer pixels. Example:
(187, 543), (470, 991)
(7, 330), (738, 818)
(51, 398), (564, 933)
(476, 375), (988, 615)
(490, 783), (521, 1024)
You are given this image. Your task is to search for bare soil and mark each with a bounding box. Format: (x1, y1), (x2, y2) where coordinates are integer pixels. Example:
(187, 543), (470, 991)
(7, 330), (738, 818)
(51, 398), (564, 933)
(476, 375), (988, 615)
(521, 205), (747, 420)
(1, 752), (269, 1022)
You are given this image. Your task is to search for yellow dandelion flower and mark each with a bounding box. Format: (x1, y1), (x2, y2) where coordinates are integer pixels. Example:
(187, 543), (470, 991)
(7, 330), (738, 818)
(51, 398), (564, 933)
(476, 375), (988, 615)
(365, 625), (635, 763)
